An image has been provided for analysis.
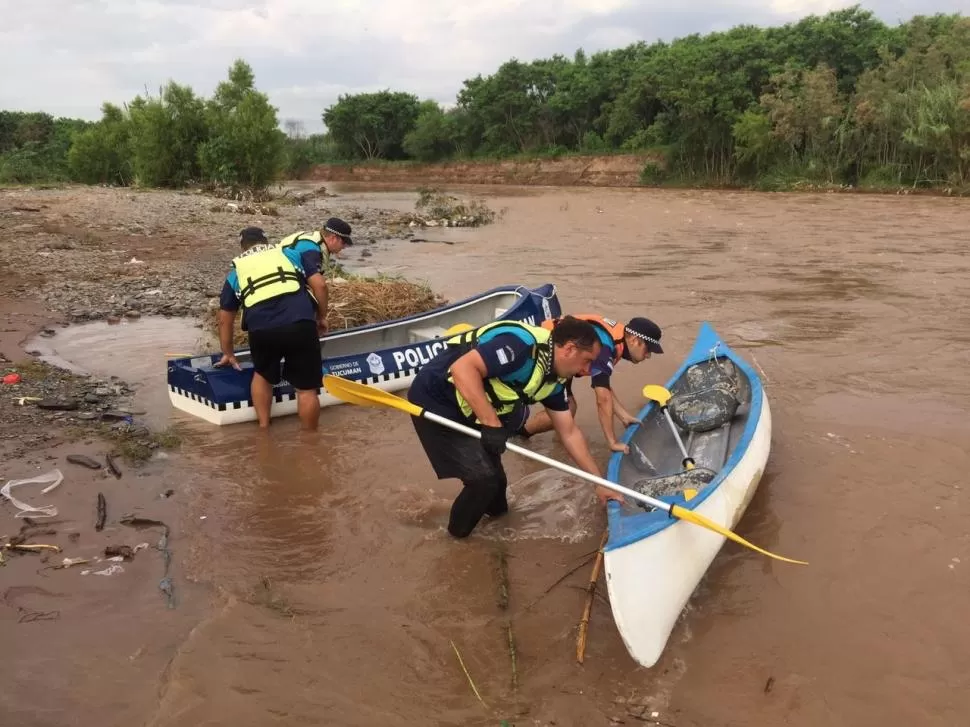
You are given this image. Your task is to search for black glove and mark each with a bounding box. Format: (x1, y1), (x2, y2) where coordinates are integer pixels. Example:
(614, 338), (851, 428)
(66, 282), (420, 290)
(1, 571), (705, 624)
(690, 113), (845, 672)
(480, 424), (510, 456)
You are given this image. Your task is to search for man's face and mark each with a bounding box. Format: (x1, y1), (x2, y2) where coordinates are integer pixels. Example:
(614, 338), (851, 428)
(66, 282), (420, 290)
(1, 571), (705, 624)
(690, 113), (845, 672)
(324, 232), (345, 256)
(626, 337), (650, 363)
(554, 341), (602, 379)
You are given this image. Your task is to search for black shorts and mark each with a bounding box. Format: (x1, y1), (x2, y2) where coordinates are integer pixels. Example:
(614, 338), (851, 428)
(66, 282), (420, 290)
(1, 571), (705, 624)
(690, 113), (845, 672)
(248, 320), (322, 391)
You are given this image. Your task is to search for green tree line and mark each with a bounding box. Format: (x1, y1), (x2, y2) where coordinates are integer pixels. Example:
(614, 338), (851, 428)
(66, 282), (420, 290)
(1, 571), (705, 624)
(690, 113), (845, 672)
(321, 7), (970, 190)
(1, 60), (292, 189)
(3, 7), (969, 191)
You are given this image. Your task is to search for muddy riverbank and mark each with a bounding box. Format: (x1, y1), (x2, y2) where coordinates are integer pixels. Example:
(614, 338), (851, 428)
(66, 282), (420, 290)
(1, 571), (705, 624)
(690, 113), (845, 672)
(0, 184), (441, 323)
(3, 182), (970, 727)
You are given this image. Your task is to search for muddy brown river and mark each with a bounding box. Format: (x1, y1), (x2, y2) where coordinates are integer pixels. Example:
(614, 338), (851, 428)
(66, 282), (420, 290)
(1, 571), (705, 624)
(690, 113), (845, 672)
(9, 185), (970, 727)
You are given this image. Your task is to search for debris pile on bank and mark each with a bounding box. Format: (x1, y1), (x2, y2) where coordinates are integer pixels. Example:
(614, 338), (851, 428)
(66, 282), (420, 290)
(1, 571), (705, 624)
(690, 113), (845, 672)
(210, 200), (281, 217)
(207, 276), (446, 347)
(392, 187), (498, 229)
(273, 185), (338, 206)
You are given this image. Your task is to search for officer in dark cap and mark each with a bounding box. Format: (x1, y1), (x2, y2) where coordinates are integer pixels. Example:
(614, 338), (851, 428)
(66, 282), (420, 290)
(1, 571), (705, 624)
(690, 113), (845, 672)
(278, 217), (354, 268)
(321, 217), (354, 251)
(520, 314), (665, 453)
(275, 217), (355, 335)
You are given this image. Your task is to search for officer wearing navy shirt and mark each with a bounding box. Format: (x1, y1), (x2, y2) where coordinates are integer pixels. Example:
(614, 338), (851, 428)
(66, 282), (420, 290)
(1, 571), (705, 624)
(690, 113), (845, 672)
(216, 226), (327, 430)
(408, 316), (624, 538)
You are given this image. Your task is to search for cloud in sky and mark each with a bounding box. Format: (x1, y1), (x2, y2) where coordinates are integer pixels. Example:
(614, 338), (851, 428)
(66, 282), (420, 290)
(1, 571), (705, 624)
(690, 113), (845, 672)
(0, 1), (965, 132)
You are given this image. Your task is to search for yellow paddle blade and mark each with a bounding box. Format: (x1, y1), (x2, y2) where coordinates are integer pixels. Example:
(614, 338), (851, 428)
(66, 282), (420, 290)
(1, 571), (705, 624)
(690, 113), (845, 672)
(670, 504), (809, 565)
(443, 322), (474, 336)
(642, 384), (672, 406)
(322, 374), (424, 417)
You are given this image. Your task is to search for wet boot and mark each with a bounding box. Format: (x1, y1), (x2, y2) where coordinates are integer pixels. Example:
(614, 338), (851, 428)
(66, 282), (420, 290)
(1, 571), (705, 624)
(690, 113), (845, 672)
(448, 478), (503, 538)
(485, 488), (509, 518)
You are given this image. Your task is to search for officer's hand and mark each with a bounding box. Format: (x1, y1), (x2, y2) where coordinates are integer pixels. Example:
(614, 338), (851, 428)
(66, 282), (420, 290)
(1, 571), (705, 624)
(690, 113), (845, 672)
(596, 485), (624, 506)
(480, 425), (510, 456)
(215, 354), (241, 371)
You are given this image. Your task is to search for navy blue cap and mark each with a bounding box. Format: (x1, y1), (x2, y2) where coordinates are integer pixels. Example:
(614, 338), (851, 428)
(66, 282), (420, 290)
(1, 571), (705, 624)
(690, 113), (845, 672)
(239, 226), (268, 244)
(324, 217), (353, 245)
(626, 317), (663, 354)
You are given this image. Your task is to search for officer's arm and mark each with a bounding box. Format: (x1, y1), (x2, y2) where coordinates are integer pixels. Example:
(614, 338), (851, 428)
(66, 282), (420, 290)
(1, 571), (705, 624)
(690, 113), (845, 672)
(548, 408), (624, 504)
(306, 272), (328, 320)
(218, 310), (236, 357)
(217, 277), (240, 363)
(449, 351), (502, 428)
(548, 408), (600, 476)
(610, 392), (639, 425)
(593, 386), (618, 446)
(298, 248), (328, 321)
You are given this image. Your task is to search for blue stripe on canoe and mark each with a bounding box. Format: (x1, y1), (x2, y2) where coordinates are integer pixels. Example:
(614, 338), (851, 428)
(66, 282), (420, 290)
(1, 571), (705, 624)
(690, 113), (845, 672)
(603, 321), (766, 553)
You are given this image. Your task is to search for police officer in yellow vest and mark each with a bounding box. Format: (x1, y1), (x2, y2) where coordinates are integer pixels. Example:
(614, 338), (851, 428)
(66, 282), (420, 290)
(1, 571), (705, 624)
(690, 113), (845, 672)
(407, 316), (624, 538)
(216, 226), (328, 430)
(277, 218), (353, 334)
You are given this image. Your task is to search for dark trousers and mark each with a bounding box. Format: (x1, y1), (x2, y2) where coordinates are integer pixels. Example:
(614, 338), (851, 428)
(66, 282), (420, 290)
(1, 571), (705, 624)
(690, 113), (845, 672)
(410, 409), (523, 538)
(447, 468), (509, 538)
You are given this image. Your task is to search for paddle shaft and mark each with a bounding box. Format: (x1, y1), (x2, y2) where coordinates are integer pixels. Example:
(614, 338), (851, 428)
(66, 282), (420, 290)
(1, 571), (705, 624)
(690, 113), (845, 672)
(643, 384), (696, 471)
(659, 406), (695, 469)
(421, 410), (672, 513)
(320, 375), (809, 565)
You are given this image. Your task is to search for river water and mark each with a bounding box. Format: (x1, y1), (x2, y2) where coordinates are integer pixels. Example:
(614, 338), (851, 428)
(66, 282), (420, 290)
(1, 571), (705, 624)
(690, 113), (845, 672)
(15, 185), (970, 727)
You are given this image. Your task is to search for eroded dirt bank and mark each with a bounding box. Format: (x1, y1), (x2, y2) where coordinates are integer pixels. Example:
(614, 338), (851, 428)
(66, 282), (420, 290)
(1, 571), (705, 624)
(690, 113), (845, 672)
(307, 154), (657, 188)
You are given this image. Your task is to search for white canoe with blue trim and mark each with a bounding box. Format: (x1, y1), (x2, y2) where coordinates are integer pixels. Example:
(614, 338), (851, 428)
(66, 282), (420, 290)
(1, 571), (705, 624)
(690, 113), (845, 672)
(604, 321), (772, 668)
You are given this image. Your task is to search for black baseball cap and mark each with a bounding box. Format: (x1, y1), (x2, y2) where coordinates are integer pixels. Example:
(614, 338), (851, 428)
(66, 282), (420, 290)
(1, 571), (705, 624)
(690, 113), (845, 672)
(239, 226), (268, 244)
(625, 317), (664, 354)
(324, 217), (354, 245)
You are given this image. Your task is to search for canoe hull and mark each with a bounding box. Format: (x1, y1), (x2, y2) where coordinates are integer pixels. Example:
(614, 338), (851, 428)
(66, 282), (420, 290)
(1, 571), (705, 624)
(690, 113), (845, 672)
(603, 322), (772, 668)
(167, 283), (560, 426)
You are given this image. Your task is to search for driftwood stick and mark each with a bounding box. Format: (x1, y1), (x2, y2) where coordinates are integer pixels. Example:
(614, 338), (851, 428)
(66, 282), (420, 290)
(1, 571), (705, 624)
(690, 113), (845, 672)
(507, 622), (518, 693)
(576, 530), (609, 664)
(495, 546), (519, 692)
(450, 639), (487, 708)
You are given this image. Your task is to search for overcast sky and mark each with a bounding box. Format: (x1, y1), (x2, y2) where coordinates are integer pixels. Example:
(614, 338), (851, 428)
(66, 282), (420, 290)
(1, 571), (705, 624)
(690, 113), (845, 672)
(1, 1), (966, 133)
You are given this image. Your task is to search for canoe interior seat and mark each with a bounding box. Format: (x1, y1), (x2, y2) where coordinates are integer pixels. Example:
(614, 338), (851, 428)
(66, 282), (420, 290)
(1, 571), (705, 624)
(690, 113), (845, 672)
(408, 325), (448, 343)
(668, 359), (742, 433)
(631, 466), (718, 509)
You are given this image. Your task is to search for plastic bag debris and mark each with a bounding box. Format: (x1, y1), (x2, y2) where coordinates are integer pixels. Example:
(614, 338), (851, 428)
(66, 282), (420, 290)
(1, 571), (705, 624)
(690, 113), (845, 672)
(1, 469), (64, 518)
(92, 564), (124, 576)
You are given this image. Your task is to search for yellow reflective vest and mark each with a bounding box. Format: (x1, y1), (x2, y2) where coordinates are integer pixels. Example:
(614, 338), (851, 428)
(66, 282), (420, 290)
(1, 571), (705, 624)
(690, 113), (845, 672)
(445, 320), (564, 420)
(279, 230), (330, 269)
(231, 244), (303, 309)
(279, 230), (323, 248)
